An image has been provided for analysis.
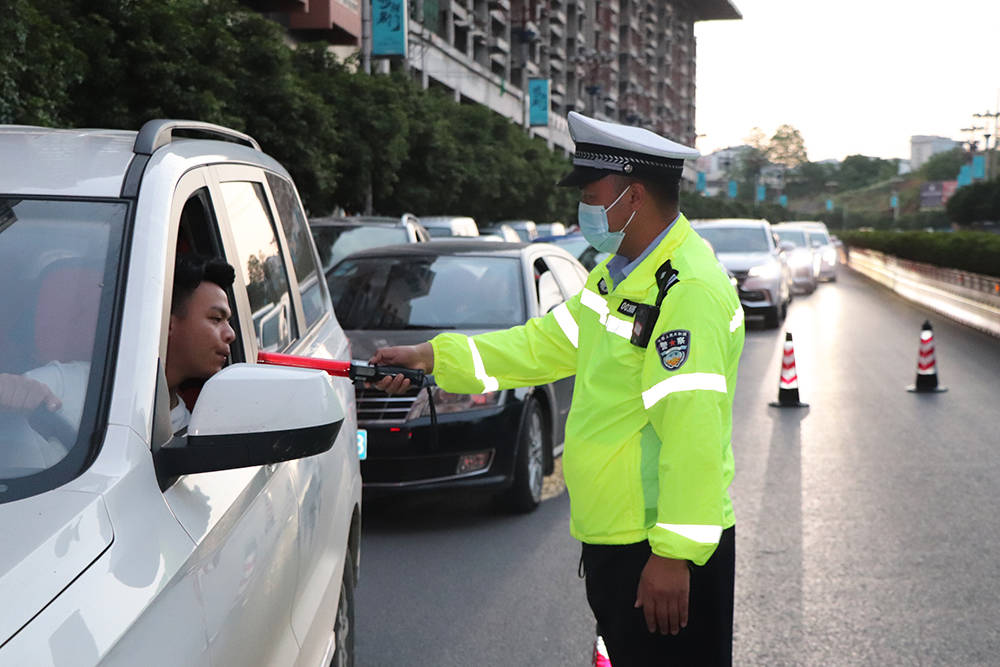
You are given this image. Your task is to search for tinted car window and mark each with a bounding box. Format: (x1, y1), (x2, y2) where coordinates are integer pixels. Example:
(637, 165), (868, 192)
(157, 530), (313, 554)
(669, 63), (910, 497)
(695, 227), (771, 253)
(312, 225), (412, 271)
(220, 181), (297, 350)
(266, 174), (324, 329)
(329, 256), (525, 329)
(773, 229), (807, 247)
(0, 198), (124, 501)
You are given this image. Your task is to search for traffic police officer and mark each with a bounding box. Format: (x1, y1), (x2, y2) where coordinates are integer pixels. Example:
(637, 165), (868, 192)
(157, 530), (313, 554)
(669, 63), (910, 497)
(372, 111), (745, 666)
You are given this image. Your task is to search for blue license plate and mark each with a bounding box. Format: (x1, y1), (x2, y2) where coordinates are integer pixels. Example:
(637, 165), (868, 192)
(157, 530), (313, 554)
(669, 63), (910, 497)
(356, 429), (367, 460)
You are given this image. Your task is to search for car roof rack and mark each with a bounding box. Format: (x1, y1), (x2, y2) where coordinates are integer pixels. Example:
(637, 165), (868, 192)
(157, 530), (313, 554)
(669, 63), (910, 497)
(133, 119), (260, 155)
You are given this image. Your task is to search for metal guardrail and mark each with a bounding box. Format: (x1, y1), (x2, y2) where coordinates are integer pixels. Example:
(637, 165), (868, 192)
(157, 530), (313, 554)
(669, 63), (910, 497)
(848, 248), (1000, 338)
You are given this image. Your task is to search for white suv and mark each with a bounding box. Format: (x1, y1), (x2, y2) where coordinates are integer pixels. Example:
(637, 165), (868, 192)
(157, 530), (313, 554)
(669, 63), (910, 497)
(0, 121), (361, 666)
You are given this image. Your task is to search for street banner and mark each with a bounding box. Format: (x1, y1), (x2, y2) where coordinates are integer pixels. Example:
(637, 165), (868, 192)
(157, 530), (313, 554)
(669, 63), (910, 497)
(957, 164), (972, 187)
(890, 195), (899, 209)
(972, 155), (986, 180)
(825, 199), (833, 212)
(779, 194), (788, 207)
(728, 180), (738, 198)
(920, 181), (943, 209)
(697, 171), (706, 193)
(528, 78), (550, 126)
(755, 184), (765, 202)
(941, 180), (958, 204)
(372, 0), (408, 57)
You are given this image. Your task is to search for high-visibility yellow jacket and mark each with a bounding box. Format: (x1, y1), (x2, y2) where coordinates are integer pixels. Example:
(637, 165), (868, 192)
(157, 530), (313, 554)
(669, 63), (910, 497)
(430, 215), (745, 565)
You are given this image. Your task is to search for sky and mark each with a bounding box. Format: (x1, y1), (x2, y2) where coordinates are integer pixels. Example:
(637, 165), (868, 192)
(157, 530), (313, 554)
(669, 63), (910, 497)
(694, 0), (1000, 163)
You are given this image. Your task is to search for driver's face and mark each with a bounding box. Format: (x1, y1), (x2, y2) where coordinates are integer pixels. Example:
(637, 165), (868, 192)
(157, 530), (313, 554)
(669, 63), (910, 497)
(167, 283), (236, 386)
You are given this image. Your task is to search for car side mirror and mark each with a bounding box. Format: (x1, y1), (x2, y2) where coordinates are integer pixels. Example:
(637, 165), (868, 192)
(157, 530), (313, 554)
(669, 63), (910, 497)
(155, 363), (344, 479)
(778, 241), (796, 252)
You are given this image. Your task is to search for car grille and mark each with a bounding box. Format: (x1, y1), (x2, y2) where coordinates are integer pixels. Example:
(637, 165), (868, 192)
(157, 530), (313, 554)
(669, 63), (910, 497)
(355, 385), (421, 425)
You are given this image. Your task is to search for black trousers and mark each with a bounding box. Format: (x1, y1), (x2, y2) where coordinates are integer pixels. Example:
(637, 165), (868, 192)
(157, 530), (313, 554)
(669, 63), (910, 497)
(582, 527), (735, 667)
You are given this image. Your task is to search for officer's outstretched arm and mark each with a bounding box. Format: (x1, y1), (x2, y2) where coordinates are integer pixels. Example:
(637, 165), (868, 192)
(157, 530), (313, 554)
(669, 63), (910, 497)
(640, 283), (735, 566)
(429, 292), (583, 394)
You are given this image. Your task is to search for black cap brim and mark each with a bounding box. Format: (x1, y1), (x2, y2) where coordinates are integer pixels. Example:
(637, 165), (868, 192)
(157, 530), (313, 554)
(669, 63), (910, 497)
(557, 165), (615, 187)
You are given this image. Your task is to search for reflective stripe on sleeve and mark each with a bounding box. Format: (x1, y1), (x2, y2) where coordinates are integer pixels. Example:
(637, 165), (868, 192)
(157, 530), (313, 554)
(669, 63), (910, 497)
(604, 315), (633, 339)
(580, 289), (608, 320)
(641, 372), (727, 409)
(729, 306), (744, 333)
(552, 303), (579, 348)
(654, 523), (723, 544)
(468, 338), (499, 392)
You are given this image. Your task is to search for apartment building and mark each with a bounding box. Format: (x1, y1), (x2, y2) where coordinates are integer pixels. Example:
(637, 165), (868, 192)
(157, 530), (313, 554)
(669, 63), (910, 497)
(254, 0), (740, 153)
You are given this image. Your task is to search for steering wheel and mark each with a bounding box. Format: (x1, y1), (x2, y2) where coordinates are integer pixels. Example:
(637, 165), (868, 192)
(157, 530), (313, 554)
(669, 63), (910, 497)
(26, 406), (78, 449)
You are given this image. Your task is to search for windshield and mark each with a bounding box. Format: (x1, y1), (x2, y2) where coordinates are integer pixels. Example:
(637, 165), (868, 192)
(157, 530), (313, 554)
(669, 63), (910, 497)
(312, 225), (411, 271)
(773, 229), (808, 247)
(808, 230), (831, 246)
(328, 255), (526, 330)
(695, 226), (771, 253)
(0, 198), (125, 503)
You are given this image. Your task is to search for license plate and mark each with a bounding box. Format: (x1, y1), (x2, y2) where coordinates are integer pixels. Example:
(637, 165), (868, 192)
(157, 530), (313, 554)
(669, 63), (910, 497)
(356, 429), (367, 460)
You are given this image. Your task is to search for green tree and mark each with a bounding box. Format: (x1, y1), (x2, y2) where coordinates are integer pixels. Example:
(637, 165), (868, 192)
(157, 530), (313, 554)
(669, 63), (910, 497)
(837, 155), (897, 191)
(768, 124), (808, 168)
(919, 148), (964, 181)
(946, 181), (1000, 225)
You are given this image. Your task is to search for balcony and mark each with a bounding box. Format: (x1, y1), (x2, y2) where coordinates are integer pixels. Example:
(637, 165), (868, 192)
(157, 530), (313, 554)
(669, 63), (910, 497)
(488, 0), (510, 11)
(287, 0), (361, 43)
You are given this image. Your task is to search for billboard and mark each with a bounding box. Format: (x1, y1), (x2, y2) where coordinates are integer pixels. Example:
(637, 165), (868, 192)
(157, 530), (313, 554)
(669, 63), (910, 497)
(528, 79), (550, 126)
(941, 180), (958, 204)
(920, 181), (943, 209)
(372, 0), (408, 57)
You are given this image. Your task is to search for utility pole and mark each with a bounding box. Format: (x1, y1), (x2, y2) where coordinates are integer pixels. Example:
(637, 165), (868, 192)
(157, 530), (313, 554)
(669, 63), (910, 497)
(973, 110), (1000, 180)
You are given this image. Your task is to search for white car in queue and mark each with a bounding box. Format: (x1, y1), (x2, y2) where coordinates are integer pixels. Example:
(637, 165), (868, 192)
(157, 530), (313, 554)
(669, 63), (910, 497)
(691, 218), (792, 329)
(0, 121), (361, 666)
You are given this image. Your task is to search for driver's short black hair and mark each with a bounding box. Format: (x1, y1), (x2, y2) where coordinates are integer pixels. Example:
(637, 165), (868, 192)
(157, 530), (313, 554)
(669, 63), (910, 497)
(171, 254), (236, 315)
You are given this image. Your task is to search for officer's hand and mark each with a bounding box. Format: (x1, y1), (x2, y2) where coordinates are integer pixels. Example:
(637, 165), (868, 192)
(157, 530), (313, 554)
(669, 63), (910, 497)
(0, 374), (62, 413)
(369, 343), (434, 395)
(635, 554), (690, 635)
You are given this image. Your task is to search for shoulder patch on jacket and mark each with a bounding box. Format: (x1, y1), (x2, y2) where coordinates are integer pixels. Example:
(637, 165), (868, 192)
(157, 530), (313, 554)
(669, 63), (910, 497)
(655, 329), (690, 371)
(597, 277), (609, 295)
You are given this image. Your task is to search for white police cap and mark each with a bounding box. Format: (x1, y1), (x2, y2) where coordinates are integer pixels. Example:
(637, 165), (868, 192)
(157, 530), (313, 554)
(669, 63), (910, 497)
(559, 111), (700, 187)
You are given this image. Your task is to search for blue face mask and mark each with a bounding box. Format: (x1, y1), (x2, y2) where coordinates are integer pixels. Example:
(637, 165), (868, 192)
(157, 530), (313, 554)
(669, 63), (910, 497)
(578, 185), (637, 255)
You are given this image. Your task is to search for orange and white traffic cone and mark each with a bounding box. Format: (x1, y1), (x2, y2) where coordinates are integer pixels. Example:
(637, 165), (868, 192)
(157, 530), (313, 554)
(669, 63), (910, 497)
(769, 332), (808, 408)
(907, 320), (947, 393)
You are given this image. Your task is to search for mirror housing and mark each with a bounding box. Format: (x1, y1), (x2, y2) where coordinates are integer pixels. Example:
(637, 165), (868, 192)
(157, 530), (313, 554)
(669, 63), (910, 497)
(155, 363), (345, 478)
(778, 241), (796, 253)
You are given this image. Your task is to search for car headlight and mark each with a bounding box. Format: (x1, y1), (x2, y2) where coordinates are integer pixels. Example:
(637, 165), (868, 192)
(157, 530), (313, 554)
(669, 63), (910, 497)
(787, 251), (813, 267)
(747, 262), (780, 279)
(822, 247), (837, 262)
(405, 387), (503, 420)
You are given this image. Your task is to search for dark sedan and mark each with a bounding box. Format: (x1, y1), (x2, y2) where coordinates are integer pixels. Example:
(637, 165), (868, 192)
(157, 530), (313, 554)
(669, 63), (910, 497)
(325, 241), (588, 512)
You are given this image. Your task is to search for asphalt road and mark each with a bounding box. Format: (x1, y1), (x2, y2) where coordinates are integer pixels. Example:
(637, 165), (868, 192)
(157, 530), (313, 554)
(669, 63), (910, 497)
(356, 268), (1000, 666)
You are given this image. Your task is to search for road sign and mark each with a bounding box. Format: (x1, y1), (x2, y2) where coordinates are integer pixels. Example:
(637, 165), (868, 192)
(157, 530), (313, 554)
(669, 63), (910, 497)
(826, 199), (834, 212)
(728, 180), (738, 198)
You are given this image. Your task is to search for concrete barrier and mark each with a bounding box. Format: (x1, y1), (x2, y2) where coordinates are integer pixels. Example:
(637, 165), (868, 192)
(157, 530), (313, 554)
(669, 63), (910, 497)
(848, 248), (1000, 338)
